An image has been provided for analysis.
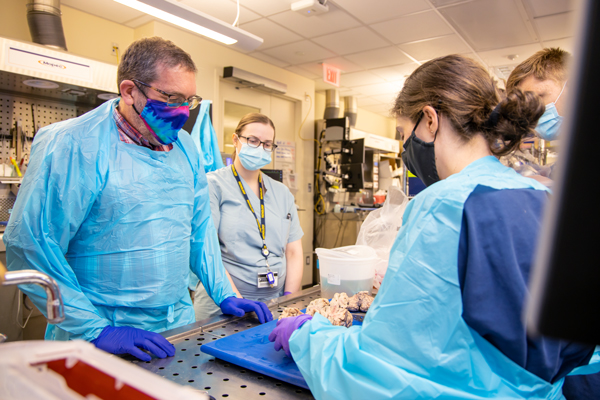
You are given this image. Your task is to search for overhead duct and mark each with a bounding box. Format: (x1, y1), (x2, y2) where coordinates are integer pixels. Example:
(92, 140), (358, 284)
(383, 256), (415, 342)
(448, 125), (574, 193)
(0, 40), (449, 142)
(26, 0), (67, 51)
(343, 96), (357, 127)
(222, 66), (287, 95)
(324, 89), (339, 119)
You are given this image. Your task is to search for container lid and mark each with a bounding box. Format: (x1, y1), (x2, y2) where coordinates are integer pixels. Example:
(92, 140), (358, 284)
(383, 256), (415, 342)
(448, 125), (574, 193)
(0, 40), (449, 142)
(315, 245), (377, 261)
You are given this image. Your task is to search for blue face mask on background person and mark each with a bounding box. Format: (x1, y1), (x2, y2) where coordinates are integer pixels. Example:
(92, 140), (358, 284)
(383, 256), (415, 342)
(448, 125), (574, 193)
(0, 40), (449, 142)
(238, 142), (272, 170)
(535, 82), (566, 141)
(134, 99), (190, 145)
(401, 112), (440, 186)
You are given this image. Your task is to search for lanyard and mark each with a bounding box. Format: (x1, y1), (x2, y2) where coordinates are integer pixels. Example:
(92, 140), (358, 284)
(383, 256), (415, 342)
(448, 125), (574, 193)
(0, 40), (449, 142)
(231, 165), (275, 287)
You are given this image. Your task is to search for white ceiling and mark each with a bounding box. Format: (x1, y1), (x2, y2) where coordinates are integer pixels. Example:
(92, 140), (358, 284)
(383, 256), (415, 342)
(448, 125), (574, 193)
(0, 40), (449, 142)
(61, 0), (580, 117)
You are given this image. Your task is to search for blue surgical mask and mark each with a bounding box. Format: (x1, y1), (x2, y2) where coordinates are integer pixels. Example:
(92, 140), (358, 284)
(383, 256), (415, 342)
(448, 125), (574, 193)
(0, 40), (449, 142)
(535, 82), (566, 141)
(238, 142), (272, 170)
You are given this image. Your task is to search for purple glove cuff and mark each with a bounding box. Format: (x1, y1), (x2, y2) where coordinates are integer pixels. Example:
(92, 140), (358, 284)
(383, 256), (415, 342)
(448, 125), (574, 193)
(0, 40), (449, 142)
(283, 291), (293, 296)
(268, 314), (313, 357)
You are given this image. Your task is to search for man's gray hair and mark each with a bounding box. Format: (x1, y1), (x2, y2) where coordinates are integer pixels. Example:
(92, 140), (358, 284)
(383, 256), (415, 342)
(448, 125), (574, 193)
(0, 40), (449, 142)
(117, 37), (196, 88)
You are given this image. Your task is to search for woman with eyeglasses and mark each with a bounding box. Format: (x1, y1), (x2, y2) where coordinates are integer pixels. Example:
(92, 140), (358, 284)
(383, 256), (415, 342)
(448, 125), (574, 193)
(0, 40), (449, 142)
(194, 113), (304, 321)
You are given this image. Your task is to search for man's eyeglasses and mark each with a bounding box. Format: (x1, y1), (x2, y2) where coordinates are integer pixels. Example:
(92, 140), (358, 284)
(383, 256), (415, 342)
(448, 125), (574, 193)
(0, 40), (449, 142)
(239, 134), (278, 152)
(132, 79), (202, 110)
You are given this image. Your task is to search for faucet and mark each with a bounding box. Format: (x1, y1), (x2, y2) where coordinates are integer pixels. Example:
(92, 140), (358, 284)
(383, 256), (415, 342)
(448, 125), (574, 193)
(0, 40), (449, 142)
(1, 269), (65, 325)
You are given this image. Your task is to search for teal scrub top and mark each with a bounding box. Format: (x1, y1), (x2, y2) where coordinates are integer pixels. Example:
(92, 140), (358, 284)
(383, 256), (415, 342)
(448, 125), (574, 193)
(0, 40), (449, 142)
(207, 165), (303, 301)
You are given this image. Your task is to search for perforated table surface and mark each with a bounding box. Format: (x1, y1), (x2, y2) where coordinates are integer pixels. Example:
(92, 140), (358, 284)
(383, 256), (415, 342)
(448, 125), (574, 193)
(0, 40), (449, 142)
(129, 287), (337, 400)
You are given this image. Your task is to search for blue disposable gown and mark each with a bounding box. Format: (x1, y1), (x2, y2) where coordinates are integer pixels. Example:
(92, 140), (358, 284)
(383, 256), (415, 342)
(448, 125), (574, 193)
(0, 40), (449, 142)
(188, 99), (224, 291)
(289, 156), (599, 399)
(3, 99), (236, 342)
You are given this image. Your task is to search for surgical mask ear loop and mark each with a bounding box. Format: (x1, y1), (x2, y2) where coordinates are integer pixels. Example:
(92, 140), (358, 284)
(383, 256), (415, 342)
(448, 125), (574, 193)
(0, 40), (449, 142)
(553, 81), (567, 105)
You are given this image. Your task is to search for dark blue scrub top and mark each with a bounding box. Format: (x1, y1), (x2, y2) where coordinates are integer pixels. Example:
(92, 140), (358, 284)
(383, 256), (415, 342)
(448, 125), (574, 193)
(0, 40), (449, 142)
(457, 185), (595, 387)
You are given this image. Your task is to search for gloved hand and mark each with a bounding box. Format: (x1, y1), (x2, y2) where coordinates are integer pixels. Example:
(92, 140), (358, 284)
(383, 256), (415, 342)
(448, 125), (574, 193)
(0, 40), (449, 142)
(268, 314), (312, 357)
(220, 296), (273, 324)
(91, 326), (176, 362)
(283, 291), (293, 296)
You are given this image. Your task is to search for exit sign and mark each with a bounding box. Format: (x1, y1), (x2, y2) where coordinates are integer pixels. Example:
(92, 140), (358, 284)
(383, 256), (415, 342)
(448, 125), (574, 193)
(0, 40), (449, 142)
(322, 63), (340, 87)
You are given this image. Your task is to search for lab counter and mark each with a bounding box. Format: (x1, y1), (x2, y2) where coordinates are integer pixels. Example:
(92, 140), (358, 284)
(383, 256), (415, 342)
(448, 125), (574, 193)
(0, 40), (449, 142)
(130, 287), (325, 400)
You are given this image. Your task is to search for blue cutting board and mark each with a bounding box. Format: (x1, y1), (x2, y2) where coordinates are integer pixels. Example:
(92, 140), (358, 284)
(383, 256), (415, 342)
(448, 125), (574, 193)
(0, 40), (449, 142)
(200, 315), (363, 389)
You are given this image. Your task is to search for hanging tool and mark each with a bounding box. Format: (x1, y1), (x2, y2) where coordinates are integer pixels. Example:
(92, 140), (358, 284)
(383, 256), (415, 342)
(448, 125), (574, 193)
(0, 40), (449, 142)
(10, 156), (22, 177)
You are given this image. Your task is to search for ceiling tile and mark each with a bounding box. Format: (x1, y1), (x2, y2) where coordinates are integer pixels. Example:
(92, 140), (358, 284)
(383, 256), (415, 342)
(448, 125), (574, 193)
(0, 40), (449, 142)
(262, 40), (336, 64)
(439, 0), (537, 51)
(477, 44), (544, 67)
(345, 47), (412, 69)
(371, 10), (454, 45)
(534, 12), (576, 42)
(249, 52), (290, 68)
(370, 63), (420, 81)
(543, 37), (576, 53)
(285, 65), (320, 79)
(361, 103), (393, 114)
(179, 0), (261, 24)
(339, 88), (364, 97)
(295, 57), (362, 77)
(314, 78), (339, 91)
(238, 0), (297, 17)
(399, 35), (470, 61)
(312, 27), (389, 55)
(351, 81), (404, 96)
(62, 0), (144, 23)
(340, 71), (385, 87)
(240, 19), (302, 49)
(268, 4), (361, 38)
(526, 0), (576, 17)
(334, 0), (431, 24)
(371, 92), (398, 104)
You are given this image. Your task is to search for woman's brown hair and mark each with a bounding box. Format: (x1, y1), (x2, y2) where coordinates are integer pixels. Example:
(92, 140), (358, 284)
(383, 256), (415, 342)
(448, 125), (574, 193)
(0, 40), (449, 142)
(231, 113), (276, 161)
(392, 54), (544, 156)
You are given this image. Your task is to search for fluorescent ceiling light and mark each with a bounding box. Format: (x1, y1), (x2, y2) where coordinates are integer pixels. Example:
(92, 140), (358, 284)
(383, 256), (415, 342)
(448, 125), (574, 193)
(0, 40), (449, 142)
(114, 0), (263, 51)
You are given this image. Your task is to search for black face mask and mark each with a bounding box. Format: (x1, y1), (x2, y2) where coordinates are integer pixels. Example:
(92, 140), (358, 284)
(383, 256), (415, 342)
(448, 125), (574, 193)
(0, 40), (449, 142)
(401, 112), (440, 187)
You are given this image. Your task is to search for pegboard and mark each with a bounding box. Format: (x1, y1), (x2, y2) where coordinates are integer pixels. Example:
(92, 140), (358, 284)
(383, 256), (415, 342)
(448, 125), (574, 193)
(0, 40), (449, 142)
(0, 94), (77, 166)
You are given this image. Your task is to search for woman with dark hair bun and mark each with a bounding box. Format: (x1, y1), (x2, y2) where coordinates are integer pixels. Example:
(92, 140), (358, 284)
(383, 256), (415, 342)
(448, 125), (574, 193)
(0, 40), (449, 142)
(268, 55), (599, 399)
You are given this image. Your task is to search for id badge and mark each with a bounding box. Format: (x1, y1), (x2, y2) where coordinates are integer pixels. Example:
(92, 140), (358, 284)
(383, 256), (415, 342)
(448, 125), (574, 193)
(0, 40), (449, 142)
(257, 272), (278, 288)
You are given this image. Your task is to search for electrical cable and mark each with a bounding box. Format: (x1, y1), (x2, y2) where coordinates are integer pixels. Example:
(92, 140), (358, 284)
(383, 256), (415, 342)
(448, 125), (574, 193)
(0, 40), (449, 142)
(233, 0), (240, 27)
(298, 94), (317, 144)
(15, 294), (34, 329)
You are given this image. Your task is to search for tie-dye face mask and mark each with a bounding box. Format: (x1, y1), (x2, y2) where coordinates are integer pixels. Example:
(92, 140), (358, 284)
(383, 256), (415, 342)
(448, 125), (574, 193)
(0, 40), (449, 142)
(134, 99), (190, 145)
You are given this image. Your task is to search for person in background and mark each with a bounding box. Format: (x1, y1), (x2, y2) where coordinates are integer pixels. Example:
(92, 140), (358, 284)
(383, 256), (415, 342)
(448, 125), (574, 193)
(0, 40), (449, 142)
(506, 48), (570, 187)
(507, 47), (599, 400)
(269, 54), (599, 399)
(194, 113), (303, 322)
(3, 37), (271, 362)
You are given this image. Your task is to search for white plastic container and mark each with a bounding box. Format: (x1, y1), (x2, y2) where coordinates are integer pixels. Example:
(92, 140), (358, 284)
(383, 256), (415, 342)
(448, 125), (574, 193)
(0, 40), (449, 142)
(0, 340), (208, 400)
(316, 245), (378, 299)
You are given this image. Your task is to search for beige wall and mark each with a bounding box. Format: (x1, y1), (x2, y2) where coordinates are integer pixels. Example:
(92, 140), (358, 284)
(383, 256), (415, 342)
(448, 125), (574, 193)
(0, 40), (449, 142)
(0, 3), (317, 283)
(0, 0), (31, 43)
(314, 92), (397, 139)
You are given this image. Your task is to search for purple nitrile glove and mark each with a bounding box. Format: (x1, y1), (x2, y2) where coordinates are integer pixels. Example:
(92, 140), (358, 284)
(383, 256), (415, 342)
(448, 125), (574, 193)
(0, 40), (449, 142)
(91, 326), (175, 362)
(283, 291), (293, 296)
(268, 314), (312, 357)
(220, 296), (273, 324)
